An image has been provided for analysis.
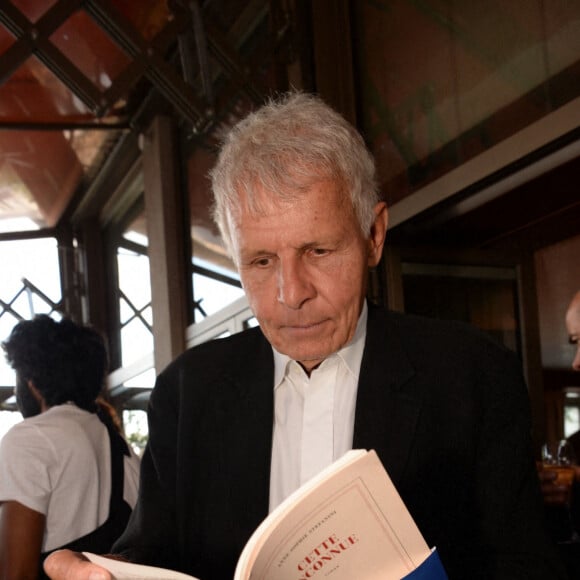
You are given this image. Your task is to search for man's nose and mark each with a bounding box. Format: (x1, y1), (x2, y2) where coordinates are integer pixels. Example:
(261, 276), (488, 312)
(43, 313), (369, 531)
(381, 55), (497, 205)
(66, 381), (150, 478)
(277, 259), (315, 309)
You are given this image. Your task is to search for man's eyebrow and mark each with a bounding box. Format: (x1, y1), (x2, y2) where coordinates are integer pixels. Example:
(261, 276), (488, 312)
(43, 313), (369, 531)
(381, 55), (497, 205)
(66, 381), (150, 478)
(239, 248), (273, 261)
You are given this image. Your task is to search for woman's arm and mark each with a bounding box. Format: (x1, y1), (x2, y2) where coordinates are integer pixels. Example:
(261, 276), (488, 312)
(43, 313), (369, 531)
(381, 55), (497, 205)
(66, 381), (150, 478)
(0, 500), (45, 580)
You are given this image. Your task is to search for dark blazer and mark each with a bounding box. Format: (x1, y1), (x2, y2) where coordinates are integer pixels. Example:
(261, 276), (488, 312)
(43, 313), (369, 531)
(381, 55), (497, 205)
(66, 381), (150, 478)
(114, 306), (565, 579)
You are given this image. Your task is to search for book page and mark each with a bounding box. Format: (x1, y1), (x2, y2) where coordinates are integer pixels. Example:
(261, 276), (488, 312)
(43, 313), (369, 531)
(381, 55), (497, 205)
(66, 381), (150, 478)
(82, 552), (198, 580)
(235, 449), (431, 580)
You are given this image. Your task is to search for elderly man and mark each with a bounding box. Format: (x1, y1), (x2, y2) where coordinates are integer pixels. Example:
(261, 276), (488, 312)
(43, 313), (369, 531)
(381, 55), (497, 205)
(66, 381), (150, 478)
(45, 93), (565, 579)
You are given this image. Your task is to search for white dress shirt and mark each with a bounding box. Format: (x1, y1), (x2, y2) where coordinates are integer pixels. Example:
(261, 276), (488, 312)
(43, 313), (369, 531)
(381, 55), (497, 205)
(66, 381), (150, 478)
(269, 302), (367, 511)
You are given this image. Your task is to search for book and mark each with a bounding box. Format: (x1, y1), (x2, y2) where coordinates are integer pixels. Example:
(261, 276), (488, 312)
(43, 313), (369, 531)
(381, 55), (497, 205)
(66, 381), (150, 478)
(82, 553), (195, 579)
(83, 449), (447, 579)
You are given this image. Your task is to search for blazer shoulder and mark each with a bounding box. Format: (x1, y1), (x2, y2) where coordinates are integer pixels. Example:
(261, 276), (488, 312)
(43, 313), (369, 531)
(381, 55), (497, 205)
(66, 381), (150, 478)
(160, 325), (270, 376)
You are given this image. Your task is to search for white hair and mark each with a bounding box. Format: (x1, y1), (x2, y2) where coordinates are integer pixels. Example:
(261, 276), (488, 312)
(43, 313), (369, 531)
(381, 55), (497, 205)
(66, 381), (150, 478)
(210, 92), (379, 257)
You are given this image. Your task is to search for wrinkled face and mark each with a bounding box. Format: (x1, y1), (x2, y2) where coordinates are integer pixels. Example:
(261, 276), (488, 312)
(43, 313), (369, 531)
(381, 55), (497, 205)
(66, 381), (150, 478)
(566, 301), (580, 371)
(231, 179), (387, 372)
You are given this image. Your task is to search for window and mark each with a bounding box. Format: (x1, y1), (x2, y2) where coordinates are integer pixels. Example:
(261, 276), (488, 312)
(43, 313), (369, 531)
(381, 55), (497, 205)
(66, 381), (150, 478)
(117, 228), (153, 367)
(0, 235), (62, 438)
(564, 388), (580, 439)
(192, 258), (245, 320)
(108, 210), (155, 445)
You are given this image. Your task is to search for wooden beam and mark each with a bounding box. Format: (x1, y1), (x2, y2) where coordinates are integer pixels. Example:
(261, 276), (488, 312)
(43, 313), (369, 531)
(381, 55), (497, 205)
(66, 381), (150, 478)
(310, 0), (356, 124)
(142, 116), (188, 372)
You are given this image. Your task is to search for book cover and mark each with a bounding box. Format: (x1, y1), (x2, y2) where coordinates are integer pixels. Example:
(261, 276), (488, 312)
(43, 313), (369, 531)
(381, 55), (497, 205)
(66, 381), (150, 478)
(83, 449), (447, 580)
(234, 449), (446, 580)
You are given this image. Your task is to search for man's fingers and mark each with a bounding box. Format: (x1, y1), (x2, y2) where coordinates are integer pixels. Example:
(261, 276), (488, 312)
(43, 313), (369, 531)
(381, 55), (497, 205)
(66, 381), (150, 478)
(44, 550), (111, 580)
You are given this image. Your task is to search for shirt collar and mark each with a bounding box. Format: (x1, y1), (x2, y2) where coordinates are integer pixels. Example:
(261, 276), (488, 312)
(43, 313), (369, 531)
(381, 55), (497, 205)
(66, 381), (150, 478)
(272, 301), (368, 388)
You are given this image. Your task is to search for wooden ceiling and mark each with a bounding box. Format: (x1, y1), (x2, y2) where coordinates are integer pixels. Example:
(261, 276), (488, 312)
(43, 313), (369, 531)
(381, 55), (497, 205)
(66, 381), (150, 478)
(0, 1), (578, 262)
(0, 0), (276, 230)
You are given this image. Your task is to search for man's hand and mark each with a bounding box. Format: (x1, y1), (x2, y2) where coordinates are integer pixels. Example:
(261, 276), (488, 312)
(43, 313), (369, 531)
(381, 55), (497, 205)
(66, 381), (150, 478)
(44, 550), (112, 580)
(539, 469), (570, 505)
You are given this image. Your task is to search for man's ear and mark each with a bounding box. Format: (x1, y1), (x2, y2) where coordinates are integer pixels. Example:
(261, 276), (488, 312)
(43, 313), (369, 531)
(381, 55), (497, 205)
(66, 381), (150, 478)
(27, 381), (48, 410)
(367, 201), (388, 267)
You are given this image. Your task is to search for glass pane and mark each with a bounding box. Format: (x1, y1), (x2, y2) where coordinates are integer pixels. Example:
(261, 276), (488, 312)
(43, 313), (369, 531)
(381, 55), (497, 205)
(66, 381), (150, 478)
(0, 237), (61, 324)
(117, 247), (152, 367)
(0, 236), (61, 438)
(10, 0), (59, 22)
(0, 410), (23, 442)
(122, 409), (149, 456)
(564, 406), (580, 439)
(114, 207), (151, 368)
(186, 140), (248, 322)
(193, 270), (245, 319)
(0, 314), (21, 374)
(50, 10), (132, 91)
(120, 318), (153, 365)
(117, 249), (151, 311)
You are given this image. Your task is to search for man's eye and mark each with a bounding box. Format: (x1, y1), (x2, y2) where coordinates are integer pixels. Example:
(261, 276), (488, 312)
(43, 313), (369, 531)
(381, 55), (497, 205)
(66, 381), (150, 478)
(254, 257), (271, 267)
(311, 248), (329, 256)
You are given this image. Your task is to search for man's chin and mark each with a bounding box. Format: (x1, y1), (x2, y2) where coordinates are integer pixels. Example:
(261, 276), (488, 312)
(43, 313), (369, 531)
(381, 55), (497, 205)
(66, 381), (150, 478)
(268, 331), (339, 366)
(277, 347), (328, 371)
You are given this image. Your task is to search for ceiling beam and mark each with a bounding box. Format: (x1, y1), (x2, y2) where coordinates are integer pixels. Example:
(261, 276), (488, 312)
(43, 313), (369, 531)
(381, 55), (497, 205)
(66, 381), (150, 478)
(0, 0), (102, 112)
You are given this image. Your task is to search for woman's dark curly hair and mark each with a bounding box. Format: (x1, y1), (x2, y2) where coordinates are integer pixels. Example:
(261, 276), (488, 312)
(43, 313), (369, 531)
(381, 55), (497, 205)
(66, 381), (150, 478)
(2, 315), (108, 411)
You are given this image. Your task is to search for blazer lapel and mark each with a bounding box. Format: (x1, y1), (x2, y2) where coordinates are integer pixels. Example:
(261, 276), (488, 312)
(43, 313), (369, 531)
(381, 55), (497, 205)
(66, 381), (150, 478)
(353, 306), (422, 486)
(210, 309), (423, 536)
(215, 329), (274, 533)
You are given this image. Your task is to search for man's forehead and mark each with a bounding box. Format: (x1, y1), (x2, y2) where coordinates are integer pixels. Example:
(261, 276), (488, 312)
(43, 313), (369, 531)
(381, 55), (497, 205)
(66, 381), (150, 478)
(241, 178), (350, 214)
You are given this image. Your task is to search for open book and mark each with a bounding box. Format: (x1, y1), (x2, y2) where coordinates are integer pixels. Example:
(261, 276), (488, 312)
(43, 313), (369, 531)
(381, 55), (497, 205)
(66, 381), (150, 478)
(84, 449), (447, 579)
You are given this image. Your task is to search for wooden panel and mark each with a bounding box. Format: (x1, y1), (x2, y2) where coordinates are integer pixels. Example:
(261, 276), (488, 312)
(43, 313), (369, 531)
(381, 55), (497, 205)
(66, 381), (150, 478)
(310, 0), (356, 123)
